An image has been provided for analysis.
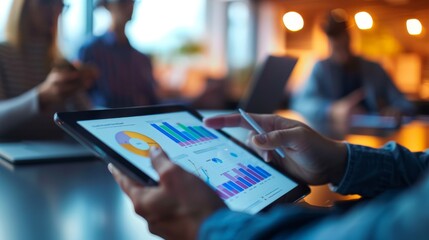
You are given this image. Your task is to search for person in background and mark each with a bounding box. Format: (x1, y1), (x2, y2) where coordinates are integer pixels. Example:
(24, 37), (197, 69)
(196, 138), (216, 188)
(110, 113), (429, 240)
(78, 0), (158, 108)
(291, 9), (415, 128)
(0, 0), (94, 140)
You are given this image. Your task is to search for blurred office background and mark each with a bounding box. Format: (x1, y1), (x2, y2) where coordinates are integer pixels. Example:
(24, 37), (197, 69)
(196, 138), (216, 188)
(0, 0), (428, 106)
(1, 2), (429, 238)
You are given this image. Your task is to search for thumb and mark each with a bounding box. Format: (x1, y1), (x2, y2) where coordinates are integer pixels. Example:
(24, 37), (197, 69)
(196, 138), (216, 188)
(149, 146), (174, 175)
(252, 129), (293, 150)
(253, 127), (306, 150)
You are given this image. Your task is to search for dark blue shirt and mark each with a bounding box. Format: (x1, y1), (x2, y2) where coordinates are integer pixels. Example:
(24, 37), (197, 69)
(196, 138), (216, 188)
(199, 142), (429, 239)
(78, 32), (158, 108)
(291, 57), (415, 124)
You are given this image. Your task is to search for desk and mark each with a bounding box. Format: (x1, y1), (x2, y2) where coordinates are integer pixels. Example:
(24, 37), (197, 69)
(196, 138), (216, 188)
(1, 111), (429, 240)
(0, 160), (161, 240)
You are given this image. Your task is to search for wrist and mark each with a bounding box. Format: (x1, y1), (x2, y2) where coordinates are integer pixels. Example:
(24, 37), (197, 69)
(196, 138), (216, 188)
(329, 141), (348, 185)
(37, 86), (50, 112)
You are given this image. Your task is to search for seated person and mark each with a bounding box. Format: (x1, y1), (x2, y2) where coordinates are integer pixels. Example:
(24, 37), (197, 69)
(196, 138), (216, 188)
(109, 113), (429, 239)
(0, 0), (93, 140)
(291, 9), (415, 128)
(78, 0), (158, 108)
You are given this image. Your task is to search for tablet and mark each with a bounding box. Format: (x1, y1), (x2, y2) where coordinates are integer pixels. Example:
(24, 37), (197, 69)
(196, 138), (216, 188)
(54, 105), (309, 214)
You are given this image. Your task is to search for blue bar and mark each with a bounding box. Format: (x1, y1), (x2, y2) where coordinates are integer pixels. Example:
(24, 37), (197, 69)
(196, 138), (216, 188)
(182, 131), (197, 141)
(256, 166), (271, 177)
(239, 168), (260, 183)
(188, 127), (205, 139)
(192, 127), (209, 139)
(249, 165), (268, 179)
(163, 122), (192, 141)
(227, 181), (243, 192)
(237, 177), (252, 187)
(151, 124), (180, 143)
(222, 183), (236, 193)
(197, 126), (218, 139)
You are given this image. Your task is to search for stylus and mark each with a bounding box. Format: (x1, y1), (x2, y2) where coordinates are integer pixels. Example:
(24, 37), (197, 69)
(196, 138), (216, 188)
(238, 108), (286, 159)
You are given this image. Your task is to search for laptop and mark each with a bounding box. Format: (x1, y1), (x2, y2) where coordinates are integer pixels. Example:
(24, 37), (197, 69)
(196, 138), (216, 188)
(239, 55), (298, 114)
(0, 141), (94, 164)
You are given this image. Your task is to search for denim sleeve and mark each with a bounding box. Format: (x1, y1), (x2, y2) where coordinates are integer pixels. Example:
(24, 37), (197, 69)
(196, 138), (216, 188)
(287, 174), (429, 240)
(334, 142), (429, 197)
(200, 172), (429, 240)
(200, 143), (429, 239)
(199, 206), (331, 240)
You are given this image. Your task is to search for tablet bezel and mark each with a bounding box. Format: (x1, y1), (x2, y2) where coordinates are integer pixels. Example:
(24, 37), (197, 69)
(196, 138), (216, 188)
(54, 104), (310, 211)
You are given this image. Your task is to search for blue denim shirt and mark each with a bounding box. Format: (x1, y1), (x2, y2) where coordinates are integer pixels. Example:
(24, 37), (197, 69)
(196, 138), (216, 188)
(78, 32), (158, 108)
(290, 58), (415, 126)
(199, 142), (429, 239)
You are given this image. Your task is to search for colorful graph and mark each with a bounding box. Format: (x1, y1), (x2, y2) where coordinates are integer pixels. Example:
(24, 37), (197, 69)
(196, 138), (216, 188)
(214, 163), (272, 200)
(151, 122), (218, 146)
(115, 131), (160, 157)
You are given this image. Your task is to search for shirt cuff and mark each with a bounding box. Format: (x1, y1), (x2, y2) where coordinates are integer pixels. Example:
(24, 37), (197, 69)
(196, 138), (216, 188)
(329, 143), (395, 197)
(329, 143), (353, 192)
(198, 208), (235, 239)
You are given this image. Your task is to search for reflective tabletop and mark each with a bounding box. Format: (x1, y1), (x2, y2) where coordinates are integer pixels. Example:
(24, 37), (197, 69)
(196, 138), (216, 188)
(0, 159), (161, 240)
(2, 111), (429, 240)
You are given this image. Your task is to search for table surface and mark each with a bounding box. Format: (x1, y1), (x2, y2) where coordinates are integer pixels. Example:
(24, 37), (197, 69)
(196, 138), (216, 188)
(1, 110), (429, 240)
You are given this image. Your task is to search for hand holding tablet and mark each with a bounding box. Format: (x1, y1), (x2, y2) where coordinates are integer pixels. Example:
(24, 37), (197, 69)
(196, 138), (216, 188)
(54, 105), (355, 240)
(108, 146), (226, 240)
(55, 105), (310, 214)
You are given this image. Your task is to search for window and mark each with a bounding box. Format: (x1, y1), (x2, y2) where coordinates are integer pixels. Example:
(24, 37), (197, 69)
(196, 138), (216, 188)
(227, 1), (254, 70)
(0, 0), (13, 42)
(2, 0), (206, 59)
(94, 0), (207, 54)
(58, 0), (89, 59)
(226, 1), (256, 85)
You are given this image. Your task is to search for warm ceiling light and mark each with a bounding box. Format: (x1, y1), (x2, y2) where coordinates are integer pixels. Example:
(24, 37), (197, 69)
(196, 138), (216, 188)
(283, 11), (304, 32)
(354, 11), (373, 30)
(407, 18), (422, 35)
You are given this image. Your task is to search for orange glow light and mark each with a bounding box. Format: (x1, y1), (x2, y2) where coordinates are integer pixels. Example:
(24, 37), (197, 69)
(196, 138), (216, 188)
(354, 11), (373, 30)
(407, 19), (423, 35)
(283, 11), (304, 32)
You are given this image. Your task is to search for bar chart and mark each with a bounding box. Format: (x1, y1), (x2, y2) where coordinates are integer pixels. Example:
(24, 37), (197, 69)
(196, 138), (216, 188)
(215, 163), (272, 200)
(151, 122), (218, 147)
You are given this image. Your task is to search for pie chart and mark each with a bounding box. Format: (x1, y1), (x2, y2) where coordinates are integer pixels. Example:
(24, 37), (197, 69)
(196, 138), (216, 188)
(115, 131), (160, 157)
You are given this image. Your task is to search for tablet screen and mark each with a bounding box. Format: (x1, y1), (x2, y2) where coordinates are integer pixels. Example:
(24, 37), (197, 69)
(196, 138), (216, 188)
(77, 111), (298, 214)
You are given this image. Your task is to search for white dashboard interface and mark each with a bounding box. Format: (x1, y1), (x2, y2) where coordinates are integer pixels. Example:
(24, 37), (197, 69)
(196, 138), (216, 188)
(78, 111), (297, 214)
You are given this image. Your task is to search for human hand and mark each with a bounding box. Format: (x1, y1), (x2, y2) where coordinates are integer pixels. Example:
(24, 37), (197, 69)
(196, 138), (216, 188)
(37, 62), (97, 111)
(204, 114), (348, 186)
(329, 89), (365, 126)
(109, 147), (225, 240)
(37, 68), (83, 111)
(73, 62), (99, 89)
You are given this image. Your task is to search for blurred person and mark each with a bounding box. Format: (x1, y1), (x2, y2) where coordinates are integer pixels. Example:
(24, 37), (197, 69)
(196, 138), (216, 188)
(109, 113), (429, 240)
(291, 9), (415, 128)
(78, 0), (158, 108)
(0, 0), (94, 140)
